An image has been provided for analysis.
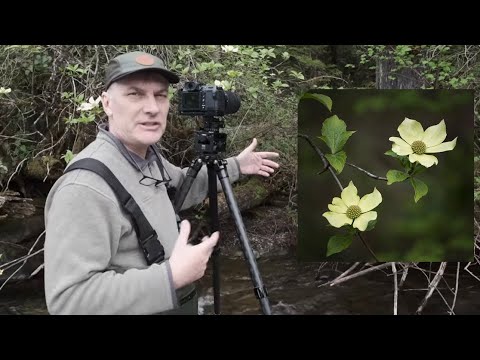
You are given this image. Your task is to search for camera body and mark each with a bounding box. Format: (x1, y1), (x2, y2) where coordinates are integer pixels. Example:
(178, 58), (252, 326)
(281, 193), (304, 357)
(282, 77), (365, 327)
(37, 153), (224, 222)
(179, 81), (240, 117)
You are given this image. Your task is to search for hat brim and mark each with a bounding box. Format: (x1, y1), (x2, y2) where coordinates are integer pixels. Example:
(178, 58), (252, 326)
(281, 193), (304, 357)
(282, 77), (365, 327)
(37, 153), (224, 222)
(106, 68), (180, 89)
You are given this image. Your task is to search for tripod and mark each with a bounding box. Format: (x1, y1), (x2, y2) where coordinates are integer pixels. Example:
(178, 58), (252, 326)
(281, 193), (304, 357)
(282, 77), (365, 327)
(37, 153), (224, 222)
(172, 116), (272, 315)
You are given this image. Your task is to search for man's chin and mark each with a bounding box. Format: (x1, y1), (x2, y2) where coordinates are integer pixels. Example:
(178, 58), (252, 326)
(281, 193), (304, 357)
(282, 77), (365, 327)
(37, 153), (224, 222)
(138, 131), (163, 145)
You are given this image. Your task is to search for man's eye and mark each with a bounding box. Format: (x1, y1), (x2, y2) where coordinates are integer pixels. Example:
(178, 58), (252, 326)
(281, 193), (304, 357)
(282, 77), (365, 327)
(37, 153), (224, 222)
(128, 92), (138, 96)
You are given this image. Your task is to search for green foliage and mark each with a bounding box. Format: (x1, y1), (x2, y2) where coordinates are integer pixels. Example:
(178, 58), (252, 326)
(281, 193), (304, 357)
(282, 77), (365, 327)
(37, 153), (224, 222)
(410, 177), (429, 203)
(326, 234), (353, 257)
(300, 93), (332, 111)
(386, 169), (409, 185)
(61, 150), (76, 164)
(364, 219), (377, 232)
(385, 150), (430, 202)
(318, 115), (355, 154)
(302, 93), (355, 175)
(325, 151), (346, 173)
(357, 45), (479, 90)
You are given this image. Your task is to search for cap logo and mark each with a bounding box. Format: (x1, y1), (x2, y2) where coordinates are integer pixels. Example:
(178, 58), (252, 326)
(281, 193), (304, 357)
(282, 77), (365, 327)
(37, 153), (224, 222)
(135, 54), (155, 66)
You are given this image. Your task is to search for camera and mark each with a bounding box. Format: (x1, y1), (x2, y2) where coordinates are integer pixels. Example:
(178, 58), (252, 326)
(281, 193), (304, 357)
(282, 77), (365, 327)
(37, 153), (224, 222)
(179, 81), (241, 117)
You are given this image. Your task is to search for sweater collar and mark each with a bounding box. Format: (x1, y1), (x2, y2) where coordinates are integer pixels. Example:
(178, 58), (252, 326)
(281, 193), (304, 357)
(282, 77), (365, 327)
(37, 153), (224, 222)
(97, 123), (158, 171)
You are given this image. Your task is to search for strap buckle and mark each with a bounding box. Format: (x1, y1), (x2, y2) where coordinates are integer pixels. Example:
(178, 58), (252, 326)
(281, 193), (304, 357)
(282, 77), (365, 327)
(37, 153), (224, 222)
(140, 231), (165, 265)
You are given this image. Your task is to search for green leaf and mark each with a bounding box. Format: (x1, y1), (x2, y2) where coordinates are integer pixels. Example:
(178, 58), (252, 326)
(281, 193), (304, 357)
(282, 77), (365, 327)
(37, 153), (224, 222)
(61, 150), (76, 164)
(319, 115), (355, 154)
(385, 150), (410, 169)
(325, 151), (346, 174)
(411, 164), (427, 176)
(410, 177), (428, 203)
(385, 150), (400, 158)
(300, 93), (332, 112)
(386, 170), (409, 185)
(327, 234), (353, 257)
(364, 219), (377, 232)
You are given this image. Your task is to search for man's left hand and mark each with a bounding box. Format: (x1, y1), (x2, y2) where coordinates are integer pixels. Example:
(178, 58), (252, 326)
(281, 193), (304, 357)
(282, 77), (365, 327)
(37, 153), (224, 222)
(236, 138), (280, 177)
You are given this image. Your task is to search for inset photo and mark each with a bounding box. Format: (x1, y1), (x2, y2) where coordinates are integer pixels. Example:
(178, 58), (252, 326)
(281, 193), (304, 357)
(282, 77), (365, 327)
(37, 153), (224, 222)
(298, 89), (474, 262)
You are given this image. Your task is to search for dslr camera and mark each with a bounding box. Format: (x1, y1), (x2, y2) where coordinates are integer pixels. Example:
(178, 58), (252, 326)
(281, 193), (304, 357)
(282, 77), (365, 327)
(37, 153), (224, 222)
(179, 81), (241, 117)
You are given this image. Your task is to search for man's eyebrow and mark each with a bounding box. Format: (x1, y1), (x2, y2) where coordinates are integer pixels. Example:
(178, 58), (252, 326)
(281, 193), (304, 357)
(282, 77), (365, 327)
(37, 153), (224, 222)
(154, 87), (169, 93)
(125, 86), (144, 93)
(124, 86), (168, 93)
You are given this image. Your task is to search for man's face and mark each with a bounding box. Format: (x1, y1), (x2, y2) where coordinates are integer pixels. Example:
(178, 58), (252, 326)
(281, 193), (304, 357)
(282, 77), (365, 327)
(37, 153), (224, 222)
(101, 72), (170, 157)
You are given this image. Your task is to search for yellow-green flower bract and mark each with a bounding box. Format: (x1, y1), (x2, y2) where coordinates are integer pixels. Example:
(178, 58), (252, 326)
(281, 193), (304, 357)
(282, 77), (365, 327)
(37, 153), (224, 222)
(322, 181), (382, 231)
(389, 118), (457, 168)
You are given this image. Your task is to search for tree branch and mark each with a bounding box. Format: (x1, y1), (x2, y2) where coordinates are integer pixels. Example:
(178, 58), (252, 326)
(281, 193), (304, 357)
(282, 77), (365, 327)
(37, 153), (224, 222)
(298, 134), (343, 190)
(298, 134), (328, 168)
(356, 230), (379, 262)
(321, 262), (393, 287)
(299, 133), (381, 259)
(392, 262), (398, 315)
(415, 262), (447, 314)
(346, 162), (387, 181)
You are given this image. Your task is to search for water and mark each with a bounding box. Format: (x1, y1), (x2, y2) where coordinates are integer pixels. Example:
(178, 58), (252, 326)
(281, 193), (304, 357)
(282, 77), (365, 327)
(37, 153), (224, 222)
(198, 255), (480, 315)
(1, 254), (479, 315)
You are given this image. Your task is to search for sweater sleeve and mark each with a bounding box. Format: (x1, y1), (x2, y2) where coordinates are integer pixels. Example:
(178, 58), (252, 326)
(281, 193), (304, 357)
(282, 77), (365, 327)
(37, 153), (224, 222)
(162, 156), (241, 211)
(44, 183), (177, 315)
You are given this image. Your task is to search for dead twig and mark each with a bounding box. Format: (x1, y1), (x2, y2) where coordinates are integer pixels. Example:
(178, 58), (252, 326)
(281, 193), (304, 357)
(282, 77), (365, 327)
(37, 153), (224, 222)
(392, 262), (398, 315)
(346, 162), (387, 181)
(415, 262), (447, 315)
(319, 262), (392, 287)
(0, 230), (46, 292)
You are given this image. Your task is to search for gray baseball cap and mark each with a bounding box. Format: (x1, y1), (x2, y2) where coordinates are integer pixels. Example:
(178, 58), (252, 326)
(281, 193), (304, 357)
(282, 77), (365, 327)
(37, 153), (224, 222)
(104, 51), (180, 89)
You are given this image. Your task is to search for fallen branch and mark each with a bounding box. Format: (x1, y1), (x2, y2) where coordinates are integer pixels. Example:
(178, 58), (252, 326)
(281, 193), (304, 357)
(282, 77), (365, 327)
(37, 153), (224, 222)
(319, 262), (393, 287)
(392, 262), (398, 315)
(415, 262), (447, 315)
(0, 230), (45, 292)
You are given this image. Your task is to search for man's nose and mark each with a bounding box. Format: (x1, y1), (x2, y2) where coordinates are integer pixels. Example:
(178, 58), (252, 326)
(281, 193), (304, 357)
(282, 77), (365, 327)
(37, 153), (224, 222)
(143, 95), (160, 114)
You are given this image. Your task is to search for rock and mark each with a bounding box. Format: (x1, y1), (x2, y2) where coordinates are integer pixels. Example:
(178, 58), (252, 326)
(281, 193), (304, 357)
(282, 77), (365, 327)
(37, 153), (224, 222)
(0, 191), (36, 219)
(0, 193), (45, 284)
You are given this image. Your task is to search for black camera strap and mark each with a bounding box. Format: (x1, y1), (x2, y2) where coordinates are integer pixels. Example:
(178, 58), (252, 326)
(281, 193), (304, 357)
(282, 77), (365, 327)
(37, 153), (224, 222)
(64, 158), (165, 265)
(150, 146), (177, 203)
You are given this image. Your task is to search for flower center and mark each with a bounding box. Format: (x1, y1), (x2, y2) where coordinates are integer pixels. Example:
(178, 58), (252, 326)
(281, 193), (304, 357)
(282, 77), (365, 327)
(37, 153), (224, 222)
(346, 205), (362, 220)
(411, 140), (426, 155)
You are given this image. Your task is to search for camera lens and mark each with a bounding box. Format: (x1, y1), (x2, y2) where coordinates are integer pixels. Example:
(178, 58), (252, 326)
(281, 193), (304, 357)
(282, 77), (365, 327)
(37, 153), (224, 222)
(224, 91), (241, 114)
(185, 81), (198, 90)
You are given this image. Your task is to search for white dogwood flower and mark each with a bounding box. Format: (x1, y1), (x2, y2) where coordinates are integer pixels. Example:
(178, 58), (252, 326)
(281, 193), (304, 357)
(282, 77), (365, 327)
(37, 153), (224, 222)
(389, 118), (457, 168)
(0, 87), (12, 94)
(77, 96), (101, 112)
(322, 181), (382, 232)
(221, 45), (239, 53)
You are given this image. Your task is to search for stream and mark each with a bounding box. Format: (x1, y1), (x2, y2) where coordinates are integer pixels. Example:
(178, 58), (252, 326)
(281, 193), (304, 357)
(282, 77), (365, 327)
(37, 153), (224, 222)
(1, 253), (479, 315)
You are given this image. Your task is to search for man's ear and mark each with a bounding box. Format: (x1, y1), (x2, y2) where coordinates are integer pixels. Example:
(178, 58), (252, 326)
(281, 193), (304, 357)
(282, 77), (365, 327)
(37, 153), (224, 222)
(101, 91), (112, 117)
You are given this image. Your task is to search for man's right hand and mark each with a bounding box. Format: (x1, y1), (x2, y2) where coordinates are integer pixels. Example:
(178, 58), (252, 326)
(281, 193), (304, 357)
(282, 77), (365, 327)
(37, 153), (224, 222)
(169, 220), (219, 289)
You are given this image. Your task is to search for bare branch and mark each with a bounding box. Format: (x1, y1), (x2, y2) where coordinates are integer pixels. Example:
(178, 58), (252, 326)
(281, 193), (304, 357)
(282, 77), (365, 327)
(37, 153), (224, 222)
(319, 262), (393, 287)
(392, 262), (398, 315)
(356, 231), (379, 262)
(415, 262), (447, 315)
(346, 162), (387, 181)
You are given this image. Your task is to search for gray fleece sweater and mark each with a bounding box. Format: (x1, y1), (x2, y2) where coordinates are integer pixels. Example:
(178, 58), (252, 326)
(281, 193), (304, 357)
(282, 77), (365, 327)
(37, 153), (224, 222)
(44, 126), (240, 315)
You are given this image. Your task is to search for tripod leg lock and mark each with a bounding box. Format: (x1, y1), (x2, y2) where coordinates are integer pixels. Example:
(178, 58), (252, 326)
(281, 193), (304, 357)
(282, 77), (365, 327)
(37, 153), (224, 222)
(254, 286), (269, 299)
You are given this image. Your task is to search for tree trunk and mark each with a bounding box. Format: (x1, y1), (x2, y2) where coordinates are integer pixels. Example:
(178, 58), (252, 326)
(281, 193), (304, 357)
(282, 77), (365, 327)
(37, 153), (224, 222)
(217, 177), (270, 218)
(376, 56), (426, 89)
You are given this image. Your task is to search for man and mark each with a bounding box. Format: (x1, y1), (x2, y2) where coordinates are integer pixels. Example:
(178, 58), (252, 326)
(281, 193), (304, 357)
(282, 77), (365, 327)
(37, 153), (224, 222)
(43, 51), (280, 315)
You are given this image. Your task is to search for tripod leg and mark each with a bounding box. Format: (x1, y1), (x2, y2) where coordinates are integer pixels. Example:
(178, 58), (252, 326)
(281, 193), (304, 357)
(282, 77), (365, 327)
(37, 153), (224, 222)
(214, 160), (272, 315)
(207, 163), (221, 315)
(173, 158), (203, 214)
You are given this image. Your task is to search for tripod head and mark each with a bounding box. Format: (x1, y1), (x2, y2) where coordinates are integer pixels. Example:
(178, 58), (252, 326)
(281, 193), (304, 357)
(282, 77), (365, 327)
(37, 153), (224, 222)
(194, 116), (227, 163)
